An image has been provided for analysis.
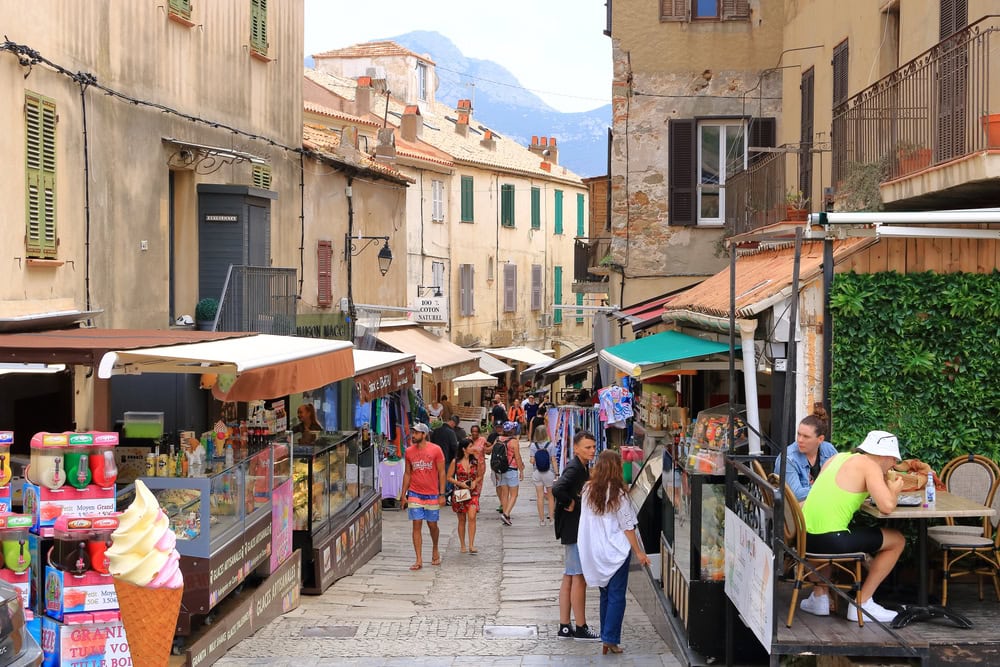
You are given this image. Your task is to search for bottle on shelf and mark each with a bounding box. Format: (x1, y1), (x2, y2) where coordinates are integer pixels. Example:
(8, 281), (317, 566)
(225, 440), (234, 468)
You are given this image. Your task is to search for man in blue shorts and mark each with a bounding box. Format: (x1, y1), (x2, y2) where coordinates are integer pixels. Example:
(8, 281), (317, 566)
(401, 423), (446, 570)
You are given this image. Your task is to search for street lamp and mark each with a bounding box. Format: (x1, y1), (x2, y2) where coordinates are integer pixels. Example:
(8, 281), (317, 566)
(345, 235), (393, 276)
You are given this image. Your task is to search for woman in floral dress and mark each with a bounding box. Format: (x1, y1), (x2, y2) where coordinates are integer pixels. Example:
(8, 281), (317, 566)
(447, 439), (484, 553)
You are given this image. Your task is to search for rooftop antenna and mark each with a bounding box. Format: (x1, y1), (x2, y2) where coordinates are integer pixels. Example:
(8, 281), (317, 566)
(466, 81), (475, 111)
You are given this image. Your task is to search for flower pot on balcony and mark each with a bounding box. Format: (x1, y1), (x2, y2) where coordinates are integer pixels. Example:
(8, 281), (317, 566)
(981, 113), (1000, 148)
(784, 205), (808, 222)
(897, 147), (932, 175)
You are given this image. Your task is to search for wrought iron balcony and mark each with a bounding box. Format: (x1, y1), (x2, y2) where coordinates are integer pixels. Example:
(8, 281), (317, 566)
(573, 237), (612, 282)
(724, 150), (790, 236)
(832, 16), (1000, 199)
(214, 266), (298, 334)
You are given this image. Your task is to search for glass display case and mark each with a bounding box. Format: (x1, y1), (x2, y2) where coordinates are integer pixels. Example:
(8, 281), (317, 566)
(292, 432), (358, 535)
(682, 403), (746, 475)
(242, 445), (273, 521)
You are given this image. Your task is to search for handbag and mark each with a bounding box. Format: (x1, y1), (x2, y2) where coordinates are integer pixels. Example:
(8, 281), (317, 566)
(453, 488), (472, 503)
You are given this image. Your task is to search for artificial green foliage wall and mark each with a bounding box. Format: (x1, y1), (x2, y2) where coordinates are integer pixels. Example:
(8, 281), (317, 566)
(830, 271), (1000, 471)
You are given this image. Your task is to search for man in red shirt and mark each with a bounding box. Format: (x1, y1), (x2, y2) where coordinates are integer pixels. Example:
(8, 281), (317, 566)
(401, 423), (446, 570)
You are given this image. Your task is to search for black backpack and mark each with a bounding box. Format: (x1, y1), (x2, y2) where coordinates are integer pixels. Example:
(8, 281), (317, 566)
(490, 437), (511, 474)
(534, 442), (552, 473)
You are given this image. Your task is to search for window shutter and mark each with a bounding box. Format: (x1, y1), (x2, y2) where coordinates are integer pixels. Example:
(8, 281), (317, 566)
(576, 293), (584, 324)
(503, 263), (517, 312)
(660, 0), (688, 21)
(553, 266), (563, 325)
(554, 190), (564, 234)
(668, 119), (697, 226)
(939, 0), (967, 40)
(799, 69), (815, 199)
(576, 193), (585, 236)
(832, 40), (849, 107)
(460, 264), (474, 316)
(169, 0), (192, 20)
(501, 184), (515, 227)
(748, 117), (777, 166)
(432, 180), (444, 221)
(25, 93), (57, 259)
(317, 240), (333, 307)
(721, 0), (750, 20)
(461, 176), (474, 222)
(250, 0), (268, 55)
(530, 187), (540, 229)
(530, 264), (542, 311)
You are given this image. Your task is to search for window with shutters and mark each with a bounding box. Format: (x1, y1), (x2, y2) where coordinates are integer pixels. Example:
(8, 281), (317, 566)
(576, 193), (585, 236)
(416, 62), (428, 101)
(799, 68), (815, 203)
(576, 293), (584, 324)
(500, 184), (515, 228)
(503, 263), (517, 313)
(431, 179), (445, 222)
(530, 187), (541, 229)
(168, 0), (192, 21)
(553, 266), (563, 325)
(832, 40), (849, 108)
(661, 0), (749, 21)
(250, 0), (268, 57)
(460, 176), (474, 222)
(24, 92), (58, 259)
(251, 164), (272, 190)
(317, 240), (333, 307)
(459, 263), (475, 316)
(530, 264), (542, 311)
(554, 190), (564, 234)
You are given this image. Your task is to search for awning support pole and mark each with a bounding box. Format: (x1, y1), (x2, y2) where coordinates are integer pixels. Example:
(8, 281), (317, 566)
(739, 320), (761, 455)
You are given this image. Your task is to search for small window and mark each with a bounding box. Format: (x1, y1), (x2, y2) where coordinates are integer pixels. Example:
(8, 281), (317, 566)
(531, 187), (541, 229)
(250, 0), (268, 57)
(459, 264), (475, 316)
(317, 240), (333, 307)
(416, 62), (428, 101)
(501, 184), (515, 228)
(487, 256), (495, 282)
(168, 0), (192, 21)
(251, 164), (272, 190)
(554, 190), (564, 235)
(553, 266), (563, 324)
(661, 0), (749, 21)
(460, 176), (474, 223)
(694, 0), (718, 18)
(24, 91), (58, 259)
(431, 179), (444, 222)
(503, 263), (517, 313)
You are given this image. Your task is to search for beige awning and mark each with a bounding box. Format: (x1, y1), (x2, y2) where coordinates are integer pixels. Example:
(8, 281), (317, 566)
(482, 346), (555, 367)
(451, 370), (499, 389)
(375, 325), (478, 382)
(476, 351), (515, 375)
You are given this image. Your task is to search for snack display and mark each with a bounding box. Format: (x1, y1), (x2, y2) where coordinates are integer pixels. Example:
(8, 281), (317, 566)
(107, 480), (184, 667)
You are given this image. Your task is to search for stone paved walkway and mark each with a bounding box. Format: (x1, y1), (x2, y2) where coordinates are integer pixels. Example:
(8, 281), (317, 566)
(218, 441), (683, 666)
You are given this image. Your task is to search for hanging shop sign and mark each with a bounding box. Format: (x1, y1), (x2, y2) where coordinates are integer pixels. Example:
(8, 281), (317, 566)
(354, 362), (417, 403)
(410, 297), (448, 325)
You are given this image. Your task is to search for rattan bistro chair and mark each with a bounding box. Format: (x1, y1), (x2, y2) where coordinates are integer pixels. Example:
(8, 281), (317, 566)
(784, 483), (867, 628)
(928, 455), (1000, 540)
(930, 476), (1000, 606)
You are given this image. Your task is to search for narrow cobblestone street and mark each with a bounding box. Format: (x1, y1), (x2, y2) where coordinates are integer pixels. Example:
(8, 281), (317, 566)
(219, 441), (684, 666)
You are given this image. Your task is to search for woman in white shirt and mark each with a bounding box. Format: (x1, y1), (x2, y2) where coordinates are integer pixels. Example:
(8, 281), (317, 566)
(577, 449), (650, 655)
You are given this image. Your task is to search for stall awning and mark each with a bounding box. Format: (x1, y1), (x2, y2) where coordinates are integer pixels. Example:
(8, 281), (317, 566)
(375, 324), (478, 382)
(476, 351), (514, 375)
(522, 343), (595, 384)
(483, 346), (555, 367)
(451, 371), (499, 389)
(538, 350), (599, 386)
(353, 350), (417, 403)
(599, 331), (730, 380)
(98, 334), (354, 402)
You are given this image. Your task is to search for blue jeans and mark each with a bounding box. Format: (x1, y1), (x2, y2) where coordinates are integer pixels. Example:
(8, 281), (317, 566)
(599, 553), (631, 645)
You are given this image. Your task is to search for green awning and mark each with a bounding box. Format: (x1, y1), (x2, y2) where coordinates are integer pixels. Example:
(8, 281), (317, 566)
(599, 330), (731, 379)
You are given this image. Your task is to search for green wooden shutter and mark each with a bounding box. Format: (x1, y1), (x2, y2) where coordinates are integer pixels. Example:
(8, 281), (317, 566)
(252, 164), (272, 189)
(576, 293), (584, 324)
(169, 0), (192, 20)
(501, 184), (515, 227)
(576, 193), (585, 236)
(250, 0), (268, 55)
(531, 187), (540, 229)
(553, 266), (563, 324)
(461, 176), (474, 222)
(554, 190), (564, 235)
(25, 93), (57, 259)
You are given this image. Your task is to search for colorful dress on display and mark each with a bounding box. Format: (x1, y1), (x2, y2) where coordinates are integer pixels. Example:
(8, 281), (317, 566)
(452, 457), (480, 514)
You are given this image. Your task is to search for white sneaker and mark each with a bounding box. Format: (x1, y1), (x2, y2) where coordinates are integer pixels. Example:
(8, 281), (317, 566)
(799, 592), (831, 616)
(847, 598), (897, 623)
(539, 519), (545, 527)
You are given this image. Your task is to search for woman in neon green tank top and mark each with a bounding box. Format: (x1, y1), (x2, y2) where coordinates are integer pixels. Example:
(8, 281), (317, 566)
(797, 430), (906, 624)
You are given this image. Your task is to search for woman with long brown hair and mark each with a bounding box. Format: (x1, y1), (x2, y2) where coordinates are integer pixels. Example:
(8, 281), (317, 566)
(577, 450), (650, 655)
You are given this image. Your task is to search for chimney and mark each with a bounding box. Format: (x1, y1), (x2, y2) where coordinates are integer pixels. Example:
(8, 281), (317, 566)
(355, 76), (373, 117)
(374, 127), (396, 162)
(341, 126), (360, 150)
(528, 136), (558, 164)
(480, 129), (496, 151)
(401, 105), (422, 142)
(454, 99), (472, 137)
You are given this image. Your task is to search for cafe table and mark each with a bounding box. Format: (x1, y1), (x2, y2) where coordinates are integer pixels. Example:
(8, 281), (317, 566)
(861, 489), (995, 629)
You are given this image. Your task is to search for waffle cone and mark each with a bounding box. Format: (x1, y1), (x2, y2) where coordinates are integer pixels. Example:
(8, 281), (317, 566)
(113, 579), (183, 667)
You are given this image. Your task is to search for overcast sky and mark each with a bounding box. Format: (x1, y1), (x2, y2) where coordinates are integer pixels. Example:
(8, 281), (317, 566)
(303, 0), (612, 113)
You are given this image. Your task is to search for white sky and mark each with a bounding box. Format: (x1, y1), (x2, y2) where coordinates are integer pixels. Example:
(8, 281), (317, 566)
(303, 0), (612, 113)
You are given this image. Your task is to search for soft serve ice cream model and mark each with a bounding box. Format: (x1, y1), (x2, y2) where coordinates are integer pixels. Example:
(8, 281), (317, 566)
(106, 480), (184, 667)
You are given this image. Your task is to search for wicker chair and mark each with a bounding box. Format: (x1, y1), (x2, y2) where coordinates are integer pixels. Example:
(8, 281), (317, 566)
(930, 476), (1000, 605)
(928, 455), (999, 539)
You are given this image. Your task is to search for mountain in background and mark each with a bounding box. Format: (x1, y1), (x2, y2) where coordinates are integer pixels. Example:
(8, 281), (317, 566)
(307, 31), (610, 178)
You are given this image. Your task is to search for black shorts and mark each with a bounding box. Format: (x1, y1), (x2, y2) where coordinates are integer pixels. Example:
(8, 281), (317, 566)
(806, 527), (884, 555)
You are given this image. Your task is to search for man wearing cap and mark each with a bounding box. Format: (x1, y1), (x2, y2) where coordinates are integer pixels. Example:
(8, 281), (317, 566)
(400, 423), (446, 570)
(799, 430), (906, 623)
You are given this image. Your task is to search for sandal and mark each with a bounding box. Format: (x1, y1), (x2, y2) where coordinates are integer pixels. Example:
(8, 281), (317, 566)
(431, 554), (442, 566)
(469, 547), (478, 554)
(409, 563), (422, 571)
(460, 547), (468, 553)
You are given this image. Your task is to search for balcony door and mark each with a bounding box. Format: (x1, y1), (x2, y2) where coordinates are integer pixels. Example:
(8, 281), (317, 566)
(937, 0), (969, 162)
(697, 120), (746, 226)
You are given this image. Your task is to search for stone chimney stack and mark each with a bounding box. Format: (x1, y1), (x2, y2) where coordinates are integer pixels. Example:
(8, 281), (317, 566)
(529, 136), (559, 165)
(480, 129), (496, 151)
(374, 127), (396, 162)
(454, 99), (472, 137)
(355, 76), (373, 117)
(401, 105), (422, 142)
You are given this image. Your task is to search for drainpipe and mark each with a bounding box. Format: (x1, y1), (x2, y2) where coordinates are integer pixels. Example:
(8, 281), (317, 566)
(739, 319), (762, 455)
(346, 176), (356, 341)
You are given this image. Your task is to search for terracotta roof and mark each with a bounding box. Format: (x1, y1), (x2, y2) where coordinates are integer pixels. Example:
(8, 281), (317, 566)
(302, 123), (413, 184)
(304, 101), (381, 128)
(313, 41), (435, 65)
(664, 238), (873, 320)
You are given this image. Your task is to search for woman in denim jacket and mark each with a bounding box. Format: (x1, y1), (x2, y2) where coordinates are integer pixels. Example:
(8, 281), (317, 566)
(776, 406), (837, 502)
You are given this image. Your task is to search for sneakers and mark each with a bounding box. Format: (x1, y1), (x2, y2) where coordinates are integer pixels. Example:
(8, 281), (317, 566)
(539, 519), (546, 527)
(847, 597), (897, 623)
(574, 624), (601, 641)
(557, 624), (574, 639)
(799, 592), (831, 616)
(500, 513), (512, 526)
(546, 517), (553, 527)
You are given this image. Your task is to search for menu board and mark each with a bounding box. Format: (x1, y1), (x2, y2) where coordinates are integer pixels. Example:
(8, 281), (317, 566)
(723, 507), (773, 653)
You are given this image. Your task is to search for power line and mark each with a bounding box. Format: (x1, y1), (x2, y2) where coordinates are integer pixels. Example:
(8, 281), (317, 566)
(434, 64), (610, 106)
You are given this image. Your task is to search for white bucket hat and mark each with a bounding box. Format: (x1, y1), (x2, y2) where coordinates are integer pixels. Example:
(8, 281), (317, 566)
(857, 430), (902, 462)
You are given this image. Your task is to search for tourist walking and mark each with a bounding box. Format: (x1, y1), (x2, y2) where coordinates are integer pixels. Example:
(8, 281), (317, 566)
(552, 430), (600, 641)
(447, 438), (484, 554)
(529, 424), (556, 526)
(487, 421), (523, 525)
(578, 449), (650, 655)
(400, 423), (446, 570)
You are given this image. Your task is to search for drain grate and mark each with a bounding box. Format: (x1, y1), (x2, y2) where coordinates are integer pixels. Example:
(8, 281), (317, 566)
(482, 625), (537, 639)
(299, 625), (358, 638)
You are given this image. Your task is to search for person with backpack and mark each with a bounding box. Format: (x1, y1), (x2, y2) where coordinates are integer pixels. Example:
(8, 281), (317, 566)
(487, 421), (523, 525)
(529, 424), (556, 527)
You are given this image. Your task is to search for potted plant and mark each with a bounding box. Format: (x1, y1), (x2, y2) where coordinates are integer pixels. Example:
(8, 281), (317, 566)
(784, 190), (810, 221)
(195, 298), (219, 331)
(981, 113), (1000, 148)
(834, 157), (889, 212)
(896, 141), (931, 175)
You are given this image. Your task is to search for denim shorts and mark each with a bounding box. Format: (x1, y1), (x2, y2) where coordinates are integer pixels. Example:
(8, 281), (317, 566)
(564, 543), (583, 576)
(497, 469), (520, 487)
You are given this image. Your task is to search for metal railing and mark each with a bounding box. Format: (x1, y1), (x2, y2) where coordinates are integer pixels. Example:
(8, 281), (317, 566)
(724, 150), (789, 236)
(833, 15), (1000, 186)
(214, 265), (297, 334)
(573, 237), (612, 282)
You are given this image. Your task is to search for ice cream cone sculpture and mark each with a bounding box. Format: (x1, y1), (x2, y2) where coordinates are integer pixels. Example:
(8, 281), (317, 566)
(106, 480), (184, 667)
